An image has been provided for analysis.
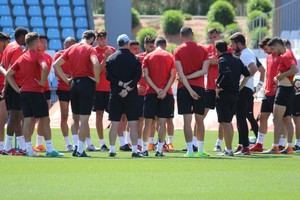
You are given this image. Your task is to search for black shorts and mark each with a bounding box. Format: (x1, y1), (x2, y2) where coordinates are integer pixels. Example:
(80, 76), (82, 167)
(108, 92), (139, 121)
(275, 86), (294, 116)
(70, 77), (95, 115)
(137, 95), (145, 118)
(260, 95), (275, 113)
(144, 94), (174, 119)
(177, 86), (205, 115)
(56, 90), (70, 102)
(5, 84), (21, 111)
(20, 92), (49, 118)
(204, 89), (216, 109)
(44, 90), (51, 100)
(93, 91), (110, 112)
(293, 94), (300, 116)
(216, 92), (238, 123)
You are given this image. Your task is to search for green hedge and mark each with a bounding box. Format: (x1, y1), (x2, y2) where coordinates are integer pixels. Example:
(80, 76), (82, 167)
(224, 23), (241, 40)
(247, 0), (273, 16)
(161, 10), (184, 35)
(207, 0), (235, 26)
(136, 27), (157, 50)
(250, 27), (269, 49)
(131, 8), (140, 29)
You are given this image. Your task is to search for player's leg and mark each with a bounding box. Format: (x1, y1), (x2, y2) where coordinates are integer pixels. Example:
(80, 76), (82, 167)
(293, 116), (300, 152)
(166, 118), (174, 151)
(0, 100), (8, 153)
(282, 116), (294, 154)
(156, 118), (167, 157)
(59, 100), (72, 151)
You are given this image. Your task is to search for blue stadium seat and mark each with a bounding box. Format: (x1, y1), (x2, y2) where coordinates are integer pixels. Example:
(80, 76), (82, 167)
(0, 16), (13, 27)
(0, 5), (10, 16)
(26, 0), (39, 5)
(57, 0), (70, 6)
(47, 28), (60, 39)
(45, 17), (58, 27)
(74, 6), (86, 17)
(28, 6), (41, 16)
(30, 17), (43, 27)
(73, 0), (85, 6)
(62, 28), (75, 39)
(49, 39), (62, 51)
(32, 27), (45, 35)
(2, 27), (14, 36)
(75, 17), (88, 28)
(60, 17), (73, 28)
(13, 5), (26, 16)
(43, 6), (57, 16)
(15, 16), (29, 27)
(58, 6), (71, 17)
(0, 0), (8, 5)
(11, 0), (24, 5)
(76, 28), (85, 39)
(42, 0), (54, 5)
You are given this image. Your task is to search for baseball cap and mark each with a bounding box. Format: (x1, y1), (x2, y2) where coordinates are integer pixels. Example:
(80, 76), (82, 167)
(0, 32), (11, 40)
(117, 34), (130, 47)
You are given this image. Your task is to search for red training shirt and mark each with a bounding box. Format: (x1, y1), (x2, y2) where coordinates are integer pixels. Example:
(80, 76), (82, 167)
(205, 44), (218, 90)
(174, 41), (208, 88)
(94, 45), (116, 92)
(142, 49), (175, 94)
(137, 52), (149, 96)
(265, 53), (280, 96)
(41, 52), (52, 92)
(62, 43), (97, 78)
(278, 49), (297, 82)
(11, 50), (46, 93)
(54, 50), (71, 91)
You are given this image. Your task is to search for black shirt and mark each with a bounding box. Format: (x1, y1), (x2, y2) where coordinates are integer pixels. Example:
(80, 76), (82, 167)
(106, 48), (142, 95)
(217, 53), (250, 93)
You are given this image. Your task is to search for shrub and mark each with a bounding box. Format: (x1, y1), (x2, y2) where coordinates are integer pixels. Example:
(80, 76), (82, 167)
(136, 27), (157, 50)
(184, 13), (193, 21)
(161, 10), (184, 35)
(207, 0), (235, 26)
(206, 22), (225, 33)
(166, 43), (177, 54)
(247, 10), (269, 31)
(224, 23), (241, 39)
(247, 0), (273, 16)
(250, 27), (269, 49)
(131, 8), (140, 29)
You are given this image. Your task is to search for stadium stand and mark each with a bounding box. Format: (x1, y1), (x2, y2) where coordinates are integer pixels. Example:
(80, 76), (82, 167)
(0, 0), (94, 51)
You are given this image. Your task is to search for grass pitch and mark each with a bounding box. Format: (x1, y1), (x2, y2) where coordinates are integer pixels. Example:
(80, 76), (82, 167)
(0, 129), (300, 200)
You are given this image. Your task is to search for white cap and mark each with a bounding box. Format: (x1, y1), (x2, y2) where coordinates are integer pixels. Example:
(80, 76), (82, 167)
(117, 34), (130, 46)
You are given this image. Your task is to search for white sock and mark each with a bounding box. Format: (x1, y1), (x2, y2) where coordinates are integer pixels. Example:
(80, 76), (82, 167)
(187, 142), (193, 154)
(45, 140), (54, 153)
(36, 135), (44, 146)
(124, 132), (131, 144)
(279, 136), (286, 146)
(137, 138), (142, 146)
(198, 141), (204, 153)
(132, 145), (137, 153)
(167, 136), (173, 144)
(4, 135), (13, 151)
(110, 145), (116, 153)
(99, 139), (105, 146)
(72, 134), (79, 146)
(78, 140), (85, 154)
(273, 143), (279, 147)
(226, 148), (233, 153)
(64, 136), (71, 146)
(256, 132), (265, 144)
(16, 136), (26, 150)
(288, 143), (293, 147)
(296, 139), (300, 146)
(215, 139), (222, 146)
(119, 136), (125, 146)
(192, 136), (197, 146)
(86, 137), (92, 146)
(148, 137), (154, 144)
(157, 142), (164, 153)
(142, 141), (148, 152)
(0, 141), (4, 151)
(26, 141), (33, 154)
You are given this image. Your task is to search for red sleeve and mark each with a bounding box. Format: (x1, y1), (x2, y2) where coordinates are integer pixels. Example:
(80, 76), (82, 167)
(11, 60), (20, 72)
(142, 55), (149, 69)
(202, 47), (209, 60)
(62, 48), (70, 62)
(174, 48), (181, 61)
(90, 47), (97, 57)
(283, 55), (296, 69)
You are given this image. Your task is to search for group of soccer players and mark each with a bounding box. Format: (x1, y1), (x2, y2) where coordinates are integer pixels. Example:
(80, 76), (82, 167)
(0, 25), (299, 158)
